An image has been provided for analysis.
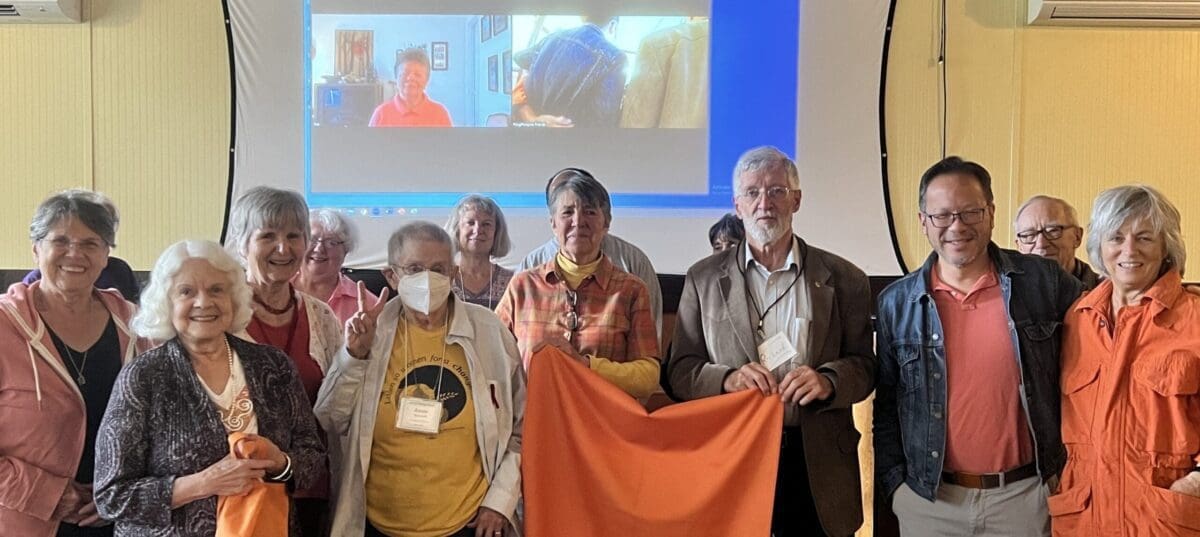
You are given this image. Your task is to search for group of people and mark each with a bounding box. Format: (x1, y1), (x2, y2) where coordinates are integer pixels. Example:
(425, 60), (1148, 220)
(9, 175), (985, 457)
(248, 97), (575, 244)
(0, 146), (1195, 537)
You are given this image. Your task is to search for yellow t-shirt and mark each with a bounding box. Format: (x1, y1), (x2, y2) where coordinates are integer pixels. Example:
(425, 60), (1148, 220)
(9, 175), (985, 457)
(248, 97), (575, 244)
(366, 320), (488, 537)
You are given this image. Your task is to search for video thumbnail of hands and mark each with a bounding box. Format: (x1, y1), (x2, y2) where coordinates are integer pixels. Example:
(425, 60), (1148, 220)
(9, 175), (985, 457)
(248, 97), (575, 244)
(311, 14), (709, 129)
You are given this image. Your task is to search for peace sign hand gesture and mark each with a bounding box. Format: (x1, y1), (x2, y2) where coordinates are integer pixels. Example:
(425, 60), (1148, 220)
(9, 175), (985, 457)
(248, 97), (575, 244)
(345, 281), (389, 360)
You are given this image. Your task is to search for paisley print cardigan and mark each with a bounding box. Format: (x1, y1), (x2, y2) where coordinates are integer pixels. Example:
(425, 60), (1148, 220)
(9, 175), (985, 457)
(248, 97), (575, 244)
(94, 335), (325, 536)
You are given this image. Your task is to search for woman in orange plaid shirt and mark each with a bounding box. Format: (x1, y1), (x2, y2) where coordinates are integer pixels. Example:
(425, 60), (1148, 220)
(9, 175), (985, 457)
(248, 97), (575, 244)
(497, 168), (660, 399)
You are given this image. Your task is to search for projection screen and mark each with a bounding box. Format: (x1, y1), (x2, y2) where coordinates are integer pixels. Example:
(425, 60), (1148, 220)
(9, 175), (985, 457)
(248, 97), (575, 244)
(227, 0), (901, 275)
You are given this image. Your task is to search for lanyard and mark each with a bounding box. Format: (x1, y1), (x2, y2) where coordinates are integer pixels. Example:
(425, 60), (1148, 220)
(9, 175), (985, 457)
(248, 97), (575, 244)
(401, 316), (449, 401)
(740, 241), (807, 339)
(457, 263), (495, 310)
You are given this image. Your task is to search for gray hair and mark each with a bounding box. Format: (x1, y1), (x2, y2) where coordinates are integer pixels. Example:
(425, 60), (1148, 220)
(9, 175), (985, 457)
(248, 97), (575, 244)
(547, 168), (613, 226)
(30, 189), (120, 247)
(732, 146), (800, 194)
(387, 221), (454, 266)
(445, 194), (512, 258)
(310, 208), (358, 254)
(132, 240), (254, 341)
(1013, 195), (1080, 231)
(394, 47), (431, 78)
(225, 187), (310, 262)
(1087, 185), (1186, 277)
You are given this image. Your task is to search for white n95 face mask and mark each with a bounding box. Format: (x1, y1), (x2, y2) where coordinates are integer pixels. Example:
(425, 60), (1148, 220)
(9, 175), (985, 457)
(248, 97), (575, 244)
(396, 271), (452, 314)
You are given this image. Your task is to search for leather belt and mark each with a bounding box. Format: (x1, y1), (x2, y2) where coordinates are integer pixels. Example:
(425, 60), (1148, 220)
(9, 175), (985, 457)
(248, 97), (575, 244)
(942, 463), (1037, 489)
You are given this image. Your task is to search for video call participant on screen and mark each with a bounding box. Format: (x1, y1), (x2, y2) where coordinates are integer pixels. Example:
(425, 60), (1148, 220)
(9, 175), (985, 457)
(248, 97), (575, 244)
(512, 13), (626, 128)
(369, 47), (453, 128)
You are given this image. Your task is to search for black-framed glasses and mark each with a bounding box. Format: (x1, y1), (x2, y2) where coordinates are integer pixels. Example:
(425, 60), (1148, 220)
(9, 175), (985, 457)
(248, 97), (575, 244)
(312, 236), (346, 248)
(1016, 225), (1073, 245)
(922, 208), (987, 229)
(564, 289), (579, 340)
(737, 186), (797, 201)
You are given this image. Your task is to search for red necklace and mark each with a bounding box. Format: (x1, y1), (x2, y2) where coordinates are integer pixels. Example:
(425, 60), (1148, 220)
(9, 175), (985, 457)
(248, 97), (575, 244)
(254, 287), (296, 315)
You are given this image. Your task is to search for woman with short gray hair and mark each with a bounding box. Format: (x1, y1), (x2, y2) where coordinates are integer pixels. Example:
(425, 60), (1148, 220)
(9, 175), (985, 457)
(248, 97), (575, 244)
(225, 186), (343, 534)
(498, 169), (660, 399)
(93, 240), (324, 536)
(22, 192), (141, 302)
(294, 208), (376, 323)
(0, 189), (150, 537)
(1054, 185), (1200, 536)
(445, 194), (514, 309)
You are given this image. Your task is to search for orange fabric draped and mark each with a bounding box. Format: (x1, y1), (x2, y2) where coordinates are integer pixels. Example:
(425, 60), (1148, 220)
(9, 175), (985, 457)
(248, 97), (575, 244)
(216, 433), (289, 537)
(523, 347), (782, 537)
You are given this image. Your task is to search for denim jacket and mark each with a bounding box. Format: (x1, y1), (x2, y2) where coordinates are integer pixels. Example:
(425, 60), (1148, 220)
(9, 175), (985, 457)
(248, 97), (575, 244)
(873, 244), (1083, 501)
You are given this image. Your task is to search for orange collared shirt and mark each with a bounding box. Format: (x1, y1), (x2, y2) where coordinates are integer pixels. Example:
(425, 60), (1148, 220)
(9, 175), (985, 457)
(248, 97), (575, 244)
(368, 93), (452, 127)
(1054, 271), (1200, 536)
(931, 263), (1035, 474)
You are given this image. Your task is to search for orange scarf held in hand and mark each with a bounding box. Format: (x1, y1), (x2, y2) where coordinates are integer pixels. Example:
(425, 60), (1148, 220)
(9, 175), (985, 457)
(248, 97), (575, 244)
(523, 347), (782, 537)
(216, 432), (289, 537)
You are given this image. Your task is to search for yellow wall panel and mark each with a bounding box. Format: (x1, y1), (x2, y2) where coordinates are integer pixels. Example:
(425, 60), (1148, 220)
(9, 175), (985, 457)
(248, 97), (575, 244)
(888, 1), (1200, 271)
(1019, 28), (1200, 264)
(0, 19), (94, 267)
(91, 0), (230, 267)
(884, 0), (943, 270)
(0, 0), (228, 271)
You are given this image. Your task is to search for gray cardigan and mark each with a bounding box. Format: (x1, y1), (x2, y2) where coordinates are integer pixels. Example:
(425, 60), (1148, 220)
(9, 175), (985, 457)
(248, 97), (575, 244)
(94, 335), (325, 536)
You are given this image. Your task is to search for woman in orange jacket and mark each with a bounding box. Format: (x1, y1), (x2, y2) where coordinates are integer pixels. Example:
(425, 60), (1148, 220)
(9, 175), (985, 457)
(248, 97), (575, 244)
(1052, 185), (1200, 536)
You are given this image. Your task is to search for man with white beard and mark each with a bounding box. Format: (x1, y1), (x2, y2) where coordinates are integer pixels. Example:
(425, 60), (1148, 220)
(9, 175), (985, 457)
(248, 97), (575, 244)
(664, 146), (876, 537)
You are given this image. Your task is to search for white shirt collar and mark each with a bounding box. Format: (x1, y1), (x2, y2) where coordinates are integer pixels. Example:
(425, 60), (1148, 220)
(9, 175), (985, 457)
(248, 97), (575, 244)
(743, 236), (800, 273)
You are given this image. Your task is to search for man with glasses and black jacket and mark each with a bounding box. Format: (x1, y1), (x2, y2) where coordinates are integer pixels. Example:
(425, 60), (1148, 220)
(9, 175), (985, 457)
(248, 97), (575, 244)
(1013, 195), (1102, 290)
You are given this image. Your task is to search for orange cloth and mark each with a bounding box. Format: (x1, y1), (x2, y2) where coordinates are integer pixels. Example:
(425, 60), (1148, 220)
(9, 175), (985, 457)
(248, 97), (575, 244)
(523, 347), (781, 537)
(930, 265), (1033, 473)
(216, 433), (289, 537)
(1053, 271), (1200, 537)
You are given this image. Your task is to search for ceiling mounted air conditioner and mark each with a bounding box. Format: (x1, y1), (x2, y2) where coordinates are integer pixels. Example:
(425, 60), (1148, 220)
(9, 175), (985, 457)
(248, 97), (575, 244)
(0, 0), (82, 24)
(1029, 0), (1200, 26)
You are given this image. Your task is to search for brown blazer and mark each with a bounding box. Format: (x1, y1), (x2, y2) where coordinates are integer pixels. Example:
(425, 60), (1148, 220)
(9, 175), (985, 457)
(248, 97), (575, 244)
(665, 237), (876, 537)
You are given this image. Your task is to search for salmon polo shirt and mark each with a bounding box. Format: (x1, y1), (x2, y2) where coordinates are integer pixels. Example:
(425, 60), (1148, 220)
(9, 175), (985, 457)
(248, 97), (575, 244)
(368, 93), (452, 127)
(931, 263), (1035, 474)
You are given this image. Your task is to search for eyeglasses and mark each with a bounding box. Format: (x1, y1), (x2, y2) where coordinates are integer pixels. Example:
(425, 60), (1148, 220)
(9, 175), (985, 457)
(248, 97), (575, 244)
(43, 237), (109, 254)
(922, 208), (988, 229)
(737, 186), (797, 201)
(312, 237), (346, 248)
(1016, 225), (1073, 245)
(391, 264), (450, 276)
(564, 289), (579, 341)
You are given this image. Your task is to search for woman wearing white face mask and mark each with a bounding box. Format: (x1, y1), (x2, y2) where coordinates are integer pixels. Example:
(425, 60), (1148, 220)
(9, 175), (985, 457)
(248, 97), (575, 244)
(315, 222), (526, 537)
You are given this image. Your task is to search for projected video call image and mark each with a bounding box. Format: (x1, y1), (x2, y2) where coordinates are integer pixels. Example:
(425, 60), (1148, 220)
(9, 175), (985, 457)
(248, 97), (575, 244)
(310, 14), (709, 129)
(511, 15), (709, 129)
(311, 14), (513, 127)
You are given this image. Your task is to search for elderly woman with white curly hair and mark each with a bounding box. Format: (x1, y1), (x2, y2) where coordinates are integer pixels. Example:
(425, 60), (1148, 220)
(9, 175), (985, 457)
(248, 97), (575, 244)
(93, 239), (325, 536)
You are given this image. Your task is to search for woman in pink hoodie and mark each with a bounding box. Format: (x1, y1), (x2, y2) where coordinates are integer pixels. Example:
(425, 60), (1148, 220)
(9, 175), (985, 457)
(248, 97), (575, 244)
(0, 190), (148, 537)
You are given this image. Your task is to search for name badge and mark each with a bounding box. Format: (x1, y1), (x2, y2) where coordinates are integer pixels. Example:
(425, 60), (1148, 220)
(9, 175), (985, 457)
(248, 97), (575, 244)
(395, 397), (443, 435)
(758, 332), (799, 371)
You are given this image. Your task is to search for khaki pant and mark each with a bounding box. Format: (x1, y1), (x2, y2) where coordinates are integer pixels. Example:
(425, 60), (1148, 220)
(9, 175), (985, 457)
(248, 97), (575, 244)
(892, 476), (1050, 536)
